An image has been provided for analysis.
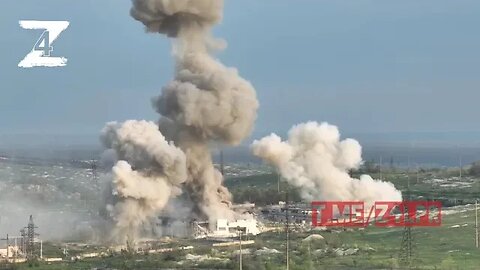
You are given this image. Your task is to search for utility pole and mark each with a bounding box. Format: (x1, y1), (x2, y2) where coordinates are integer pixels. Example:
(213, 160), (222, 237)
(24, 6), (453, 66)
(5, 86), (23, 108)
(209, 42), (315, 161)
(474, 200), (478, 248)
(14, 237), (17, 263)
(459, 154), (462, 179)
(379, 156), (383, 180)
(285, 191), (290, 270)
(416, 165), (419, 185)
(237, 227), (243, 270)
(277, 172), (281, 193)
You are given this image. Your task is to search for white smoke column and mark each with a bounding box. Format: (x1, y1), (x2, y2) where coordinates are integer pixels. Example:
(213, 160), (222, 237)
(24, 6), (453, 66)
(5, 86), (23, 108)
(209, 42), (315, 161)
(130, 0), (259, 223)
(252, 122), (402, 205)
(101, 120), (187, 241)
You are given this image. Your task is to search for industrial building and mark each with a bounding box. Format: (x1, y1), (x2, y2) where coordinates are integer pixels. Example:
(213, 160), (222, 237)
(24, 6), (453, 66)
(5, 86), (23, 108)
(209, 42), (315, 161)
(191, 218), (260, 239)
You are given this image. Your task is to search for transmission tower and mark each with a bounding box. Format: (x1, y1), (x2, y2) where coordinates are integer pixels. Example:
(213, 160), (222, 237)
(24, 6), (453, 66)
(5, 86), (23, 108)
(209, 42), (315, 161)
(20, 229), (26, 254)
(399, 170), (415, 267)
(90, 159), (98, 186)
(25, 215), (39, 260)
(400, 222), (414, 266)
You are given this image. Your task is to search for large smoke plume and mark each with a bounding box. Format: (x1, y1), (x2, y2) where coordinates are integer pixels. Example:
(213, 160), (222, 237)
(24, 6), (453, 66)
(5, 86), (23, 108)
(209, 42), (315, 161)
(252, 122), (402, 205)
(101, 120), (187, 241)
(101, 0), (258, 241)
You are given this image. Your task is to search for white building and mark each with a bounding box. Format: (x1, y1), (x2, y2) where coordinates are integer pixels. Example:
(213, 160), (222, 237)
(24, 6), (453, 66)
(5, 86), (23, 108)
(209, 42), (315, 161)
(211, 218), (260, 237)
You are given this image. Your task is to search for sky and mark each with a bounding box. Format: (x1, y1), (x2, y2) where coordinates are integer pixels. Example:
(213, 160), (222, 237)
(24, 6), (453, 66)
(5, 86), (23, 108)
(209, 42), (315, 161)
(1, 0), (480, 146)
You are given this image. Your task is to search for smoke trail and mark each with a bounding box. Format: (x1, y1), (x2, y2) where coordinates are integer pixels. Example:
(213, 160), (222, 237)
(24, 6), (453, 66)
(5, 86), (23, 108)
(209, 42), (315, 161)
(131, 0), (258, 223)
(252, 122), (402, 205)
(101, 120), (187, 241)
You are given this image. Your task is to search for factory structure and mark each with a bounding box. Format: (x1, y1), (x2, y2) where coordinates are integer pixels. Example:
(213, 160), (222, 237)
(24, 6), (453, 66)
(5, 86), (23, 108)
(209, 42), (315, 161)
(191, 218), (260, 239)
(157, 202), (261, 239)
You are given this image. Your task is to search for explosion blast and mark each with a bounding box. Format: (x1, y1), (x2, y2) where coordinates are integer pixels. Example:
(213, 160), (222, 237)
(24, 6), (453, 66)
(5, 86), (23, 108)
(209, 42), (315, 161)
(101, 0), (258, 242)
(252, 122), (402, 205)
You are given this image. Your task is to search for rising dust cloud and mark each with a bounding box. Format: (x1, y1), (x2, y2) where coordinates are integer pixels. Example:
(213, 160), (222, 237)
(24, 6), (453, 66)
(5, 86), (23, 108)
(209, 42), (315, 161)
(252, 122), (402, 205)
(101, 0), (259, 242)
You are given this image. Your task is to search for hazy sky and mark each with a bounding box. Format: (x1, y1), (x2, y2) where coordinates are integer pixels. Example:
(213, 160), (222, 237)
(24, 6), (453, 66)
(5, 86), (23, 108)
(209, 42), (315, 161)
(1, 0), (480, 143)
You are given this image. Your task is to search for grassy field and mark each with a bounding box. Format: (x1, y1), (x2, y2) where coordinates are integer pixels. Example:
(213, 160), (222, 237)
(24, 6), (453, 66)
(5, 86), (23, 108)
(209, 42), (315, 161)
(316, 206), (480, 269)
(5, 206), (479, 270)
(250, 205), (480, 270)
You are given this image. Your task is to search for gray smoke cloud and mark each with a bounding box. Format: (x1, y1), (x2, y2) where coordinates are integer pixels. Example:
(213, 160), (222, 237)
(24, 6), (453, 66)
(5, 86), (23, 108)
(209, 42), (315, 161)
(252, 122), (402, 205)
(132, 0), (258, 223)
(130, 0), (223, 37)
(101, 120), (187, 242)
(101, 0), (258, 241)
